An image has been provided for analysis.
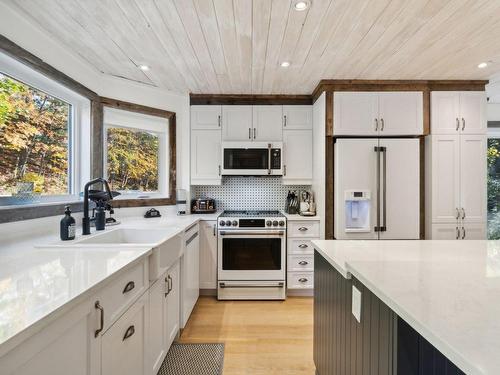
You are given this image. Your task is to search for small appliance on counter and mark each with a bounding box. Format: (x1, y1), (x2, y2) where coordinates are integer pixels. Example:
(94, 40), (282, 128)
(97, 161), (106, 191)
(191, 198), (216, 214)
(176, 189), (188, 215)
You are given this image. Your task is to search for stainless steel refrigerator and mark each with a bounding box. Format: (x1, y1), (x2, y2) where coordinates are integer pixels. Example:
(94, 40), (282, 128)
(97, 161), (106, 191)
(334, 138), (420, 239)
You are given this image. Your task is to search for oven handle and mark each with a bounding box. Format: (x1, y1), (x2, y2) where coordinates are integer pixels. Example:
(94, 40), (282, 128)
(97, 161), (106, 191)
(219, 282), (284, 288)
(218, 230), (285, 236)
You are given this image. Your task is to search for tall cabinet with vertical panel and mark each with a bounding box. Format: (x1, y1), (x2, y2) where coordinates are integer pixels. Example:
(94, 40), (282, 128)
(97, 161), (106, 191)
(426, 91), (487, 240)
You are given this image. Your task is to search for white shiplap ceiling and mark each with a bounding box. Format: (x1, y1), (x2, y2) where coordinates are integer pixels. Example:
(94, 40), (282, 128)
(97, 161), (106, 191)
(6, 0), (500, 95)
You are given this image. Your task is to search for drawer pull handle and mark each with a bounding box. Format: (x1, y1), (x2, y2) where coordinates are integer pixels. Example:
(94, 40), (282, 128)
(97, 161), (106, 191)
(298, 227), (308, 231)
(298, 261), (308, 265)
(123, 325), (135, 341)
(298, 278), (308, 283)
(122, 281), (135, 294)
(94, 301), (104, 338)
(298, 244), (308, 249)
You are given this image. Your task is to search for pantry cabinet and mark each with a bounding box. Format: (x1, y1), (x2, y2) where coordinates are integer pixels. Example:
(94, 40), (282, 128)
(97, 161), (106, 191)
(431, 91), (486, 135)
(191, 105), (222, 185)
(333, 91), (423, 136)
(199, 220), (217, 290)
(427, 91), (487, 239)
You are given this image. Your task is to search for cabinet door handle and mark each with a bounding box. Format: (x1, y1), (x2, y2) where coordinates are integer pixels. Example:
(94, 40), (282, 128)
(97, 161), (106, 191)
(253, 128), (256, 139)
(461, 208), (465, 220)
(298, 278), (308, 283)
(248, 128), (251, 139)
(456, 227), (460, 240)
(374, 118), (379, 131)
(284, 165), (287, 176)
(94, 301), (104, 338)
(462, 226), (466, 240)
(456, 118), (460, 131)
(122, 281), (135, 294)
(462, 117), (465, 131)
(456, 208), (460, 220)
(284, 115), (287, 127)
(213, 224), (216, 236)
(218, 115), (221, 127)
(380, 118), (384, 131)
(298, 261), (308, 266)
(164, 276), (170, 297)
(168, 275), (173, 292)
(298, 227), (308, 231)
(122, 325), (135, 341)
(218, 165), (221, 176)
(298, 243), (308, 249)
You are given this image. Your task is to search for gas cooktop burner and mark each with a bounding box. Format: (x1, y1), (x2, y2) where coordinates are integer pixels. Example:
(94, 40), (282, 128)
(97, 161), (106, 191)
(221, 210), (283, 217)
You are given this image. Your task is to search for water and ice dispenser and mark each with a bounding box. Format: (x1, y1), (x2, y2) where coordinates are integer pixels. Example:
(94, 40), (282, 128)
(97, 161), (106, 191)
(344, 190), (371, 232)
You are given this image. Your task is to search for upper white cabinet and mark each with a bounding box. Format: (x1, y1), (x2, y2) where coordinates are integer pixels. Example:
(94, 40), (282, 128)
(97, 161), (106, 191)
(283, 129), (312, 185)
(252, 105), (283, 141)
(222, 105), (253, 141)
(190, 105), (222, 130)
(283, 105), (313, 130)
(333, 91), (423, 136)
(431, 91), (486, 135)
(191, 106), (222, 185)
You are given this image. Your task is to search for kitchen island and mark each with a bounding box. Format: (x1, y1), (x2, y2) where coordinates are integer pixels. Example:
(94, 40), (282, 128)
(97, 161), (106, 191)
(312, 240), (500, 375)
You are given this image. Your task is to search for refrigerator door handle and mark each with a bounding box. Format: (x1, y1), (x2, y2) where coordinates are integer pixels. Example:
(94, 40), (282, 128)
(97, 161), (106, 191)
(374, 146), (381, 232)
(381, 146), (387, 232)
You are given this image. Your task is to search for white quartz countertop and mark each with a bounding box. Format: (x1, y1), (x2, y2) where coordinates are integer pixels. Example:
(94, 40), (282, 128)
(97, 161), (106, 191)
(0, 210), (219, 354)
(312, 239), (500, 375)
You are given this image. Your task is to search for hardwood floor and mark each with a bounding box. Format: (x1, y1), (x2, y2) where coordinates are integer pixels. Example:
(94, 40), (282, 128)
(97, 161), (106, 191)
(178, 296), (315, 375)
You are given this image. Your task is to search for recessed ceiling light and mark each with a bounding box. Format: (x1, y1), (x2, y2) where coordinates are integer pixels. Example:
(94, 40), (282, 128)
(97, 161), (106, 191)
(294, 1), (310, 11)
(280, 61), (290, 68)
(139, 64), (150, 71)
(478, 62), (488, 69)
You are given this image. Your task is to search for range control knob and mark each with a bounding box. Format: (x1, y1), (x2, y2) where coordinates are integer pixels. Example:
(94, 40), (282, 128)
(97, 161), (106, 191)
(232, 220), (238, 227)
(219, 220), (225, 226)
(225, 220), (232, 227)
(266, 220), (272, 227)
(279, 220), (285, 227)
(272, 220), (278, 227)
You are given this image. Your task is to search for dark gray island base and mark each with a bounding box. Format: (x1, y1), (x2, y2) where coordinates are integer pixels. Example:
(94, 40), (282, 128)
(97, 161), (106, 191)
(313, 250), (465, 375)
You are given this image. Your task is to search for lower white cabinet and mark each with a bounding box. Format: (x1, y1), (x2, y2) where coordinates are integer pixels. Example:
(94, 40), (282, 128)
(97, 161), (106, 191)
(199, 220), (217, 290)
(148, 275), (168, 375)
(181, 224), (200, 327)
(287, 219), (320, 292)
(102, 293), (149, 375)
(431, 222), (486, 240)
(165, 261), (180, 348)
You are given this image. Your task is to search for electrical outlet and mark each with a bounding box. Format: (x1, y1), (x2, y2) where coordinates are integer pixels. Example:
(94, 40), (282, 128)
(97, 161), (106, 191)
(352, 285), (362, 323)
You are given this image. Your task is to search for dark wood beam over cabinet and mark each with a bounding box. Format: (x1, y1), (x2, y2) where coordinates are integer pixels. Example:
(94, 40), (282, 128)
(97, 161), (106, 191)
(190, 94), (312, 105)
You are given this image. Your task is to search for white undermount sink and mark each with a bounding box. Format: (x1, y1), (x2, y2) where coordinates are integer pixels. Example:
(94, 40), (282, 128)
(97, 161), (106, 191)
(72, 228), (170, 245)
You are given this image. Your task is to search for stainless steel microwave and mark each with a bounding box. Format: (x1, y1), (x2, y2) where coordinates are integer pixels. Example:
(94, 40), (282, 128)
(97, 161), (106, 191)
(221, 142), (283, 176)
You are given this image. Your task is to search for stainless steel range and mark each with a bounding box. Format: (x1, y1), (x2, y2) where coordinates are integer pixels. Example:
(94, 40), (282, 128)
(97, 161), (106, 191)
(217, 210), (286, 300)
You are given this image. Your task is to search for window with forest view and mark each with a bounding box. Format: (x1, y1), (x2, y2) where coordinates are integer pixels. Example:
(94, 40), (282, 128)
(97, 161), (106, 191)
(0, 72), (71, 200)
(106, 127), (159, 193)
(488, 138), (500, 239)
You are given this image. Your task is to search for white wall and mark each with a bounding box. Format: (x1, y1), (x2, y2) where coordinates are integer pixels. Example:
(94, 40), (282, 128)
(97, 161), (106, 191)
(0, 4), (191, 190)
(312, 93), (326, 239)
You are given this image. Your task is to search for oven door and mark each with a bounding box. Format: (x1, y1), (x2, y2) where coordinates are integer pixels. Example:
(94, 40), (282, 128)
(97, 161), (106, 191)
(218, 229), (286, 281)
(221, 142), (282, 175)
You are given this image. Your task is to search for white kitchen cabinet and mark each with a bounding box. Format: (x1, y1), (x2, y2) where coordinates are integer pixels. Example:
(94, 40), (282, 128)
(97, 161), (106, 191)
(253, 105), (283, 141)
(191, 129), (221, 185)
(148, 275), (168, 375)
(431, 91), (486, 135)
(102, 293), (149, 375)
(283, 105), (312, 130)
(333, 91), (423, 136)
(191, 105), (221, 130)
(431, 223), (486, 240)
(283, 129), (312, 185)
(333, 92), (379, 136)
(378, 92), (423, 136)
(222, 105), (253, 141)
(0, 297), (100, 375)
(165, 261), (180, 348)
(199, 220), (217, 290)
(181, 224), (200, 328)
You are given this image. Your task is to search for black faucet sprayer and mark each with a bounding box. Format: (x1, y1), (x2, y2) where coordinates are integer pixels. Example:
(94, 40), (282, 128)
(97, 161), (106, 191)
(83, 178), (113, 235)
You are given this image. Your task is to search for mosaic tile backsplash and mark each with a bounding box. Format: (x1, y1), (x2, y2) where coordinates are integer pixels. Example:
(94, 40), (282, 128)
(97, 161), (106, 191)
(192, 177), (311, 211)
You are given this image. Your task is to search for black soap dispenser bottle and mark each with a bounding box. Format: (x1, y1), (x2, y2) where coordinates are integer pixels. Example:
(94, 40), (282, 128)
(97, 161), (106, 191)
(60, 205), (76, 241)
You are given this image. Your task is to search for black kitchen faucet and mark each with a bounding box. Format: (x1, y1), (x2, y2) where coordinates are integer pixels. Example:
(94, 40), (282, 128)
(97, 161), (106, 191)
(82, 178), (113, 235)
